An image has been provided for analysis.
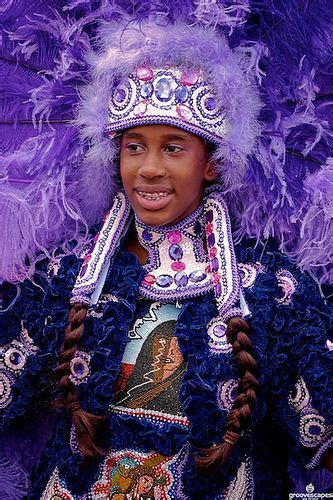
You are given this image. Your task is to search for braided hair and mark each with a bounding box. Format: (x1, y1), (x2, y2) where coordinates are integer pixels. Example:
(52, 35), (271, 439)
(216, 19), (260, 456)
(195, 316), (258, 473)
(55, 303), (106, 457)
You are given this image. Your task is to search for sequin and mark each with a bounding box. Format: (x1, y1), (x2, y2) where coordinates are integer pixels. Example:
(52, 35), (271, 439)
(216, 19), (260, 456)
(176, 104), (193, 121)
(141, 82), (153, 98)
(204, 96), (216, 110)
(156, 274), (173, 287)
(136, 66), (153, 81)
(155, 77), (173, 101)
(189, 270), (206, 282)
(143, 274), (156, 285)
(174, 271), (188, 287)
(175, 85), (188, 102)
(169, 244), (183, 260)
(171, 261), (186, 271)
(133, 100), (148, 117)
(167, 230), (182, 244)
(180, 69), (199, 86)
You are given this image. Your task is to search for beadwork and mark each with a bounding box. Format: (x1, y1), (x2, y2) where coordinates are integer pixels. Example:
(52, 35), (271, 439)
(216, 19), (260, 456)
(106, 67), (227, 144)
(0, 323), (38, 409)
(217, 379), (238, 411)
(207, 317), (233, 355)
(275, 269), (297, 305)
(69, 350), (91, 385)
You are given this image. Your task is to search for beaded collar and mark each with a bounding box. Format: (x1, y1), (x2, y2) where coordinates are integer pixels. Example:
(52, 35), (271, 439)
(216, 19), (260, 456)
(136, 205), (213, 301)
(72, 186), (242, 321)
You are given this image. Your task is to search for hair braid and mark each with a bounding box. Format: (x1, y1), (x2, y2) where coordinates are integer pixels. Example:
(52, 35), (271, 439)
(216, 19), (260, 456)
(55, 303), (106, 457)
(195, 316), (258, 473)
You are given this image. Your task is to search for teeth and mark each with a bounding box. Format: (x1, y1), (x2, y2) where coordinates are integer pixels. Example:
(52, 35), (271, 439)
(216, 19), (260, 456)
(138, 191), (169, 200)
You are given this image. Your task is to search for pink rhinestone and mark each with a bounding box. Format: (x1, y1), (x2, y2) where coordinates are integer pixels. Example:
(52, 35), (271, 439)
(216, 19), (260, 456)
(167, 230), (182, 244)
(209, 247), (217, 258)
(176, 104), (193, 121)
(213, 273), (221, 284)
(171, 261), (186, 271)
(205, 264), (211, 273)
(134, 101), (148, 117)
(136, 66), (153, 81)
(180, 69), (199, 86)
(143, 274), (156, 286)
(205, 223), (213, 234)
(84, 254), (91, 264)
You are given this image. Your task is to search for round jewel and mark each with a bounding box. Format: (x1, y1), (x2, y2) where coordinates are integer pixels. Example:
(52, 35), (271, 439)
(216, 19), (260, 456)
(155, 77), (174, 101)
(169, 244), (183, 261)
(171, 261), (186, 272)
(167, 230), (182, 244)
(141, 83), (153, 98)
(174, 271), (188, 287)
(175, 85), (188, 102)
(189, 270), (207, 283)
(136, 66), (154, 81)
(180, 69), (199, 86)
(176, 104), (193, 121)
(156, 274), (173, 288)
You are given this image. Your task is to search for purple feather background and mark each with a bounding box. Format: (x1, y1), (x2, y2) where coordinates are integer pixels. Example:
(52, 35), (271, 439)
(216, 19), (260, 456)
(0, 0), (332, 283)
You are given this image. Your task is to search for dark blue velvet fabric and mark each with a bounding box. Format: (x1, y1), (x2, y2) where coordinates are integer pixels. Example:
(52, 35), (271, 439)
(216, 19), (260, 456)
(0, 240), (332, 498)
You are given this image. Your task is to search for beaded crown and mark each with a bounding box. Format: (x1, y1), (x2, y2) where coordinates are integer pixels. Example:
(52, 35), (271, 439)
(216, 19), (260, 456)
(106, 66), (227, 143)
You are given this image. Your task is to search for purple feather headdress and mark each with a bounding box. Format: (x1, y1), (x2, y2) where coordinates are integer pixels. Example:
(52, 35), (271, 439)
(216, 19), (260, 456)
(0, 0), (332, 284)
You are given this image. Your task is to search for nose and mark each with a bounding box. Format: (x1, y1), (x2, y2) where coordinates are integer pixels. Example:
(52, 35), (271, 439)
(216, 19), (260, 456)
(138, 150), (166, 179)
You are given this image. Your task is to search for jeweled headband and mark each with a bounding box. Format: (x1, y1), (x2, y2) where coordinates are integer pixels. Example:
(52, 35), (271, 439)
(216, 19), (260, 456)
(106, 66), (227, 143)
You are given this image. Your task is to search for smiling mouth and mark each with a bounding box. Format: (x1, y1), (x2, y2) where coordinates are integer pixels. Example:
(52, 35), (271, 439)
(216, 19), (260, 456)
(137, 191), (170, 201)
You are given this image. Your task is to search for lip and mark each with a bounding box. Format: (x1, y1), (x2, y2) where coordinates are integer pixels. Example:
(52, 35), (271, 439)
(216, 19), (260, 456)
(134, 187), (174, 211)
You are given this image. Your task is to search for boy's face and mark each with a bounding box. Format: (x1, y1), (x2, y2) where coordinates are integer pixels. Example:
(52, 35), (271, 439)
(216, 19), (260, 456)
(120, 125), (216, 227)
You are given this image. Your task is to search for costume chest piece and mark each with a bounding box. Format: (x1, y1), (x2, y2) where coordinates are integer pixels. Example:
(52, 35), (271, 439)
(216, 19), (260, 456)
(136, 205), (214, 302)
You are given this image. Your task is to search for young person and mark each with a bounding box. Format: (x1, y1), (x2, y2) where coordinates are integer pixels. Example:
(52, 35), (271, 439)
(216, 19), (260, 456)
(1, 19), (332, 500)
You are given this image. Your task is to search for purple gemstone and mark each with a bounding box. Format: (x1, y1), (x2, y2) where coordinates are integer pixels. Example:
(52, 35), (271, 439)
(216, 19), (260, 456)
(169, 244), (183, 261)
(205, 210), (213, 223)
(205, 97), (216, 110)
(174, 271), (188, 287)
(73, 361), (85, 376)
(113, 87), (126, 103)
(156, 274), (173, 288)
(215, 283), (222, 296)
(175, 85), (188, 102)
(155, 77), (173, 101)
(9, 351), (22, 365)
(213, 325), (226, 338)
(142, 229), (153, 242)
(194, 221), (202, 235)
(207, 233), (215, 247)
(189, 270), (207, 283)
(79, 264), (87, 277)
(141, 83), (153, 98)
(211, 258), (219, 272)
(308, 425), (321, 436)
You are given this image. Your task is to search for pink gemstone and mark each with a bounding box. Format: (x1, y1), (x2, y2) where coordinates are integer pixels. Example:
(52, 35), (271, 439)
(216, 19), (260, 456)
(84, 254), (91, 264)
(136, 66), (154, 81)
(180, 69), (199, 86)
(171, 261), (186, 271)
(167, 230), (182, 244)
(176, 104), (193, 121)
(209, 247), (217, 258)
(205, 264), (211, 273)
(143, 274), (156, 286)
(213, 273), (221, 284)
(134, 101), (148, 117)
(205, 223), (213, 235)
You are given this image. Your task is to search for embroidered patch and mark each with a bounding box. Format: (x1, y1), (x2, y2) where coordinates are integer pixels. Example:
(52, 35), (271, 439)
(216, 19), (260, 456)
(69, 350), (91, 385)
(0, 322), (38, 409)
(207, 317), (233, 354)
(87, 447), (188, 499)
(275, 269), (297, 305)
(238, 262), (263, 289)
(217, 379), (238, 411)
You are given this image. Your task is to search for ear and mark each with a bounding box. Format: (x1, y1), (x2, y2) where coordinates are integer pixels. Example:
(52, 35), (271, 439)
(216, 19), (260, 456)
(203, 160), (218, 181)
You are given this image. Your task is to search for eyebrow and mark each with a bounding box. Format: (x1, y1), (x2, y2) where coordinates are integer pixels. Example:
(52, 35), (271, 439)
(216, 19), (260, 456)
(122, 131), (190, 141)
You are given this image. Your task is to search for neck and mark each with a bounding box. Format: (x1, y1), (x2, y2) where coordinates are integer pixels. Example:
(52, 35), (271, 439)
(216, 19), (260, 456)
(124, 222), (148, 265)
